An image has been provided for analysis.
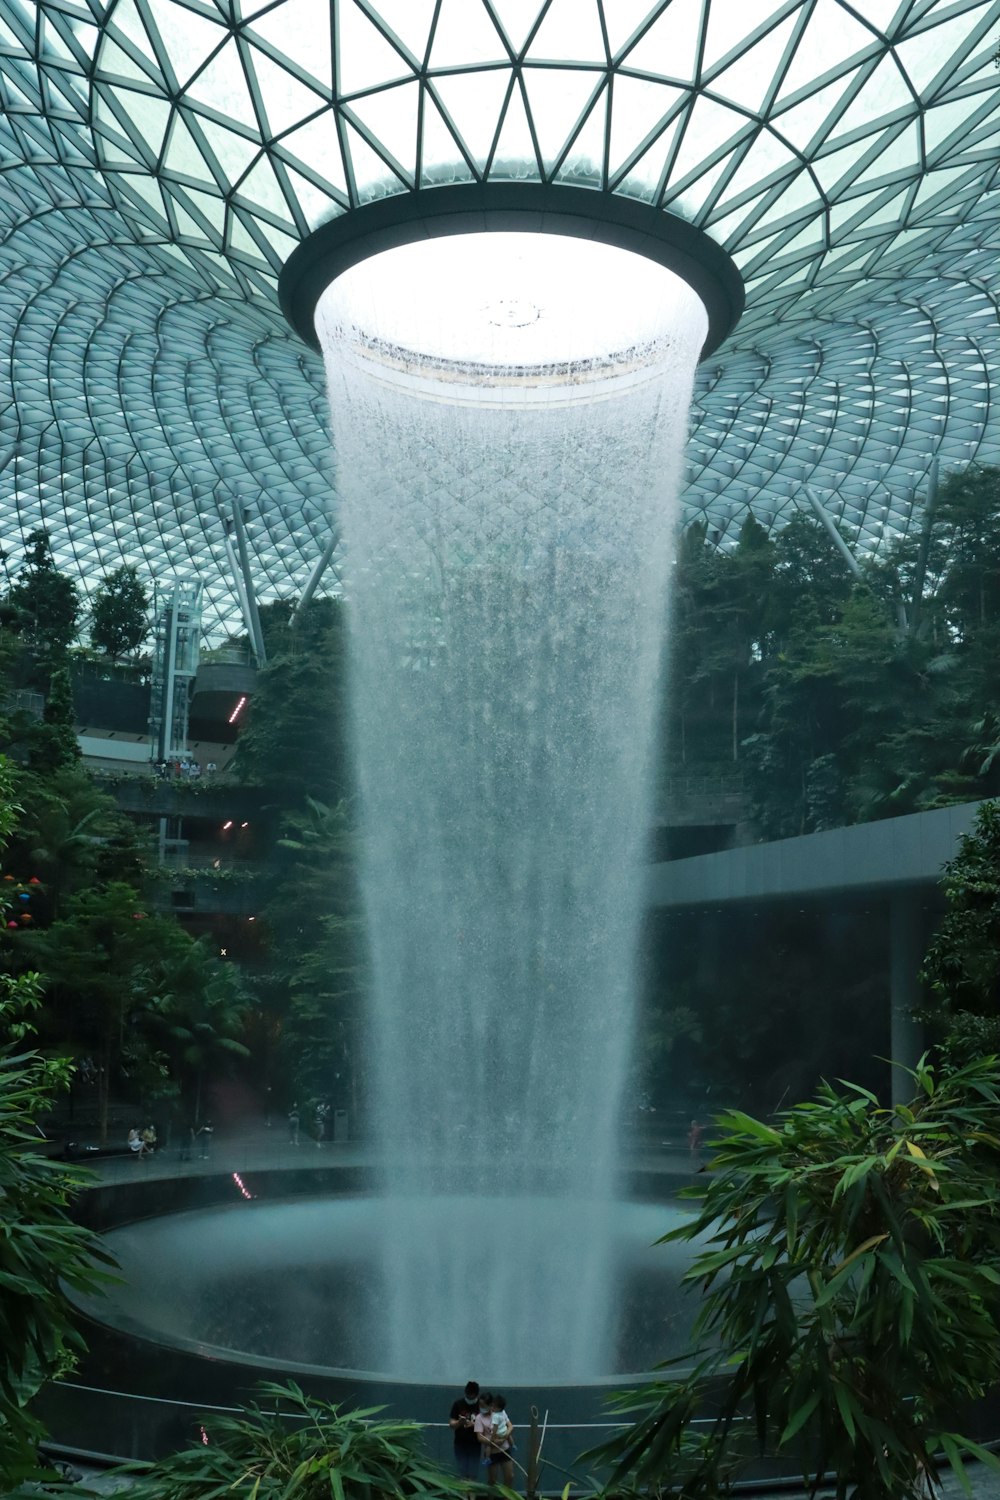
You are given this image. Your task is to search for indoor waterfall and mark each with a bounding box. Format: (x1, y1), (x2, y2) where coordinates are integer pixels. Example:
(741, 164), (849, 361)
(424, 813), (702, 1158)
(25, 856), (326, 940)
(315, 234), (707, 1382)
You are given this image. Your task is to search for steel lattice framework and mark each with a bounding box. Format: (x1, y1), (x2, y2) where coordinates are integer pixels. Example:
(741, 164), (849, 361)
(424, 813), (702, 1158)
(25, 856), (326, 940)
(1, 0), (998, 636)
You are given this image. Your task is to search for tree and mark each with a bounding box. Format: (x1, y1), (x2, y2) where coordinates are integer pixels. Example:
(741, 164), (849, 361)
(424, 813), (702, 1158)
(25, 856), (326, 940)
(2, 531), (79, 659)
(233, 597), (351, 806)
(34, 664), (80, 775)
(141, 941), (249, 1124)
(124, 1382), (464, 1500)
(0, 757), (111, 1480)
(254, 798), (366, 1110)
(90, 564), (150, 658)
(921, 798), (1000, 1059)
(28, 883), (202, 1141)
(592, 1057), (1000, 1500)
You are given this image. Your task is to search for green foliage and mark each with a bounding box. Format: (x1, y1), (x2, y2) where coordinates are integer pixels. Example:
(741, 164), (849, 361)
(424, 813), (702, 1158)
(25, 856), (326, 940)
(0, 757), (112, 1481)
(2, 531), (79, 659)
(123, 1381), (466, 1500)
(25, 883), (242, 1140)
(667, 468), (1000, 838)
(921, 799), (1000, 1059)
(254, 798), (365, 1105)
(90, 565), (150, 657)
(34, 665), (80, 776)
(590, 1057), (1000, 1500)
(233, 598), (351, 806)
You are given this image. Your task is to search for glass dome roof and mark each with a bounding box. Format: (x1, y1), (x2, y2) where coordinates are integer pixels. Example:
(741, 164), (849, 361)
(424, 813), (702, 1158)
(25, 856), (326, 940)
(1, 0), (998, 635)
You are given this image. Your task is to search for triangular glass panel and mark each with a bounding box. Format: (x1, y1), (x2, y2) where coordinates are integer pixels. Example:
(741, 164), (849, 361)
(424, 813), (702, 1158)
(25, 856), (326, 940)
(235, 151), (292, 215)
(418, 92), (478, 185)
(895, 12), (980, 100)
(348, 78), (419, 180)
(175, 183), (228, 239)
(812, 133), (874, 195)
(1, 68), (36, 111)
(849, 119), (920, 191)
(614, 113), (681, 199)
(117, 170), (170, 227)
(621, 0), (702, 84)
(247, 0), (332, 92)
(828, 54), (912, 144)
(489, 0), (544, 55)
(428, 0), (506, 70)
(108, 0), (153, 54)
(197, 116), (259, 183)
(771, 73), (858, 151)
(668, 153), (737, 221)
(185, 38), (256, 126)
(829, 182), (899, 232)
(707, 11), (800, 114)
(249, 48), (327, 133)
(95, 36), (150, 83)
(488, 76), (538, 177)
(741, 168), (818, 233)
(609, 73), (682, 177)
(336, 0), (412, 94)
(169, 192), (215, 243)
(343, 116), (405, 198)
(116, 86), (172, 158)
(603, 0), (658, 61)
(702, 0), (797, 74)
(553, 84), (605, 185)
(256, 220), (300, 264)
(360, 0), (436, 65)
(665, 95), (748, 187)
(776, 0), (875, 102)
(909, 163), (977, 218)
(521, 64), (602, 170)
(433, 69), (512, 168)
(278, 111), (349, 193)
(163, 108), (210, 177)
(145, 0), (228, 88)
(929, 95), (1000, 160)
(282, 162), (346, 225)
(710, 129), (796, 212)
(227, 209), (267, 258)
(39, 13), (78, 64)
(704, 187), (770, 244)
(527, 0), (604, 64)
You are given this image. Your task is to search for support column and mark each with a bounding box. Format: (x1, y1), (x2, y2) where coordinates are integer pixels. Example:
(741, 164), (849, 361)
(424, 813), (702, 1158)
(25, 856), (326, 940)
(890, 889), (925, 1106)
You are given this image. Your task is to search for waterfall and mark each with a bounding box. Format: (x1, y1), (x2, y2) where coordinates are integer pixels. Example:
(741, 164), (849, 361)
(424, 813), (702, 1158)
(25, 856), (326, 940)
(315, 234), (706, 1382)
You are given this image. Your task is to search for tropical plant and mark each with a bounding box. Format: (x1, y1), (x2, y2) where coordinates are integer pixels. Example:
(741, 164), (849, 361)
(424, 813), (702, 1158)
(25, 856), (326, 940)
(921, 798), (1000, 1060)
(140, 941), (249, 1124)
(122, 1381), (466, 1500)
(90, 564), (150, 658)
(591, 1056), (1000, 1500)
(263, 797), (366, 1108)
(26, 883), (213, 1141)
(0, 757), (112, 1481)
(2, 530), (79, 659)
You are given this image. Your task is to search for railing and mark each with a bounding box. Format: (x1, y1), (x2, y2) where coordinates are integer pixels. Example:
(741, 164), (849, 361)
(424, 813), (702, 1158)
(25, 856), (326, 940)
(33, 1380), (636, 1481)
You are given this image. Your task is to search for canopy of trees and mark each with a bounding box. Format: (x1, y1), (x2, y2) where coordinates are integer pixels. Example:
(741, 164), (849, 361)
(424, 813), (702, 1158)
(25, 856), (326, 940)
(667, 466), (1000, 838)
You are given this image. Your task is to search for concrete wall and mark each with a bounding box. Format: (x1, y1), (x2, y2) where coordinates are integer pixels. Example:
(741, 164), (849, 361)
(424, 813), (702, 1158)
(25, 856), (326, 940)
(646, 800), (984, 909)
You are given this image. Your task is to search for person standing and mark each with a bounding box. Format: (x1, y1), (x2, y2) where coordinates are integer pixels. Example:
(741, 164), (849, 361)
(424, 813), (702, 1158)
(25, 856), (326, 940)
(288, 1103), (300, 1145)
(448, 1380), (481, 1482)
(485, 1393), (515, 1488)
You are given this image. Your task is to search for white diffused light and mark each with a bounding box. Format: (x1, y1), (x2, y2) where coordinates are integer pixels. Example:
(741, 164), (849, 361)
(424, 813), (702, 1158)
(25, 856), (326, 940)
(315, 232), (707, 388)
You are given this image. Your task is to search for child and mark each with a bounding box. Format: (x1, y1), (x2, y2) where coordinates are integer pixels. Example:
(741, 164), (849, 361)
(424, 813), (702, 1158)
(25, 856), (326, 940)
(488, 1393), (514, 1486)
(473, 1390), (493, 1463)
